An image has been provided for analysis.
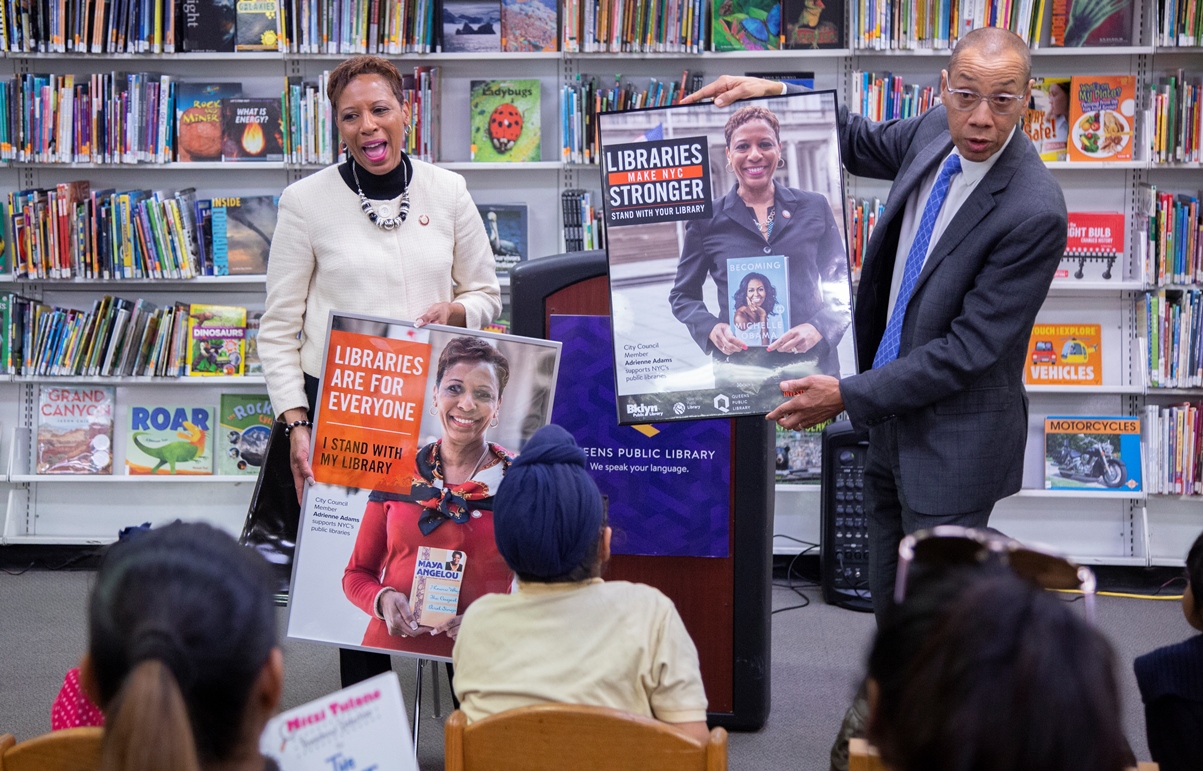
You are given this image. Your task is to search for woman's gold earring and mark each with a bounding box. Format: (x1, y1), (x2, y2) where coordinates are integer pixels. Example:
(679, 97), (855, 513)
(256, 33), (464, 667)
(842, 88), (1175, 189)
(725, 161), (733, 171)
(429, 405), (438, 416)
(489, 416), (499, 428)
(777, 158), (786, 169)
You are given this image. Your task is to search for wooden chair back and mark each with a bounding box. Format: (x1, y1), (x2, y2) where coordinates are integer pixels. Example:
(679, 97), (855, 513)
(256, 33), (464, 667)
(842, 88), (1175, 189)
(0, 728), (104, 771)
(444, 705), (727, 771)
(848, 737), (1159, 771)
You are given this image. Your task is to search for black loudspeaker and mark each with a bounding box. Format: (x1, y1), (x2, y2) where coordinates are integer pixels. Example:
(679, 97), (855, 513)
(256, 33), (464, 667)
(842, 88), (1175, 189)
(820, 420), (873, 612)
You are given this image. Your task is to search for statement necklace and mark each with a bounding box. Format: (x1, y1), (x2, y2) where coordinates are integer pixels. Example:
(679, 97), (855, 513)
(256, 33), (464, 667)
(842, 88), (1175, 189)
(352, 162), (410, 231)
(757, 206), (776, 240)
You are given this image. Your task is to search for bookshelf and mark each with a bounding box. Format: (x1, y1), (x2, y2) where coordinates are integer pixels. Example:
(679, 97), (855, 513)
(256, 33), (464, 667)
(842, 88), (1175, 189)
(0, 0), (1196, 567)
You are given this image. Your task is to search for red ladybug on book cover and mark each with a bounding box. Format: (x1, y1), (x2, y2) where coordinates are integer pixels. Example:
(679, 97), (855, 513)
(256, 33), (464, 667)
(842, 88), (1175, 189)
(488, 103), (523, 152)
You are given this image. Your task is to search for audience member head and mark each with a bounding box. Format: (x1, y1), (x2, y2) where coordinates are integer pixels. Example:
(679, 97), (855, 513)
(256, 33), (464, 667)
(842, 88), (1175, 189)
(867, 568), (1128, 771)
(1184, 529), (1203, 631)
(80, 522), (282, 771)
(493, 424), (609, 583)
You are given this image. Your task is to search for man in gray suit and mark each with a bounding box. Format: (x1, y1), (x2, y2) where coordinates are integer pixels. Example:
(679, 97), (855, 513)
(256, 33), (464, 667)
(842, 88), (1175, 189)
(684, 28), (1067, 620)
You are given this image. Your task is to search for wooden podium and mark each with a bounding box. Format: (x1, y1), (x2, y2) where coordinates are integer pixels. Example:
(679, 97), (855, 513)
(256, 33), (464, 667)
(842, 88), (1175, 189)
(511, 251), (773, 731)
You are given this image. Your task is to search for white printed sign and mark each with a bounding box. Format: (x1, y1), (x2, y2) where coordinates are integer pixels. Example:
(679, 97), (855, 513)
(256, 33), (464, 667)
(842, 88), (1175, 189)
(260, 672), (416, 771)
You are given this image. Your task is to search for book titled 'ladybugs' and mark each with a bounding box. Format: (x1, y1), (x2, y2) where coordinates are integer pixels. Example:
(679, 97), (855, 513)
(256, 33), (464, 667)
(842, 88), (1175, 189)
(469, 80), (541, 163)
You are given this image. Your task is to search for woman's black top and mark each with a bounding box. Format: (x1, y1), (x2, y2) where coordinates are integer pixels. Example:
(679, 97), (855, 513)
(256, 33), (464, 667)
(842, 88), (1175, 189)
(337, 154), (413, 199)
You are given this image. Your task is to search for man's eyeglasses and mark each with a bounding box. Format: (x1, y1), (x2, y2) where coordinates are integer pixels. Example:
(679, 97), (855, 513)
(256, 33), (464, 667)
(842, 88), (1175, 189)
(944, 86), (1027, 115)
(895, 526), (1098, 621)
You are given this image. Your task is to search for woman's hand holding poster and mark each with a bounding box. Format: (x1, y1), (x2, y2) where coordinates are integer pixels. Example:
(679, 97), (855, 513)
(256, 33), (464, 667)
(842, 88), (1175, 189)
(599, 91), (856, 424)
(287, 312), (561, 661)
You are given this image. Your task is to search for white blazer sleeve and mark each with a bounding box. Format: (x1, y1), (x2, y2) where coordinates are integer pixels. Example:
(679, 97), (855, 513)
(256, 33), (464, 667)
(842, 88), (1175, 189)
(449, 174), (502, 330)
(260, 185), (316, 418)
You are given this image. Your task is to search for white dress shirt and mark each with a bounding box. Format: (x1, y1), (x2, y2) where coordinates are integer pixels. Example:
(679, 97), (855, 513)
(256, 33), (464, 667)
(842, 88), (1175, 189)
(886, 126), (1018, 318)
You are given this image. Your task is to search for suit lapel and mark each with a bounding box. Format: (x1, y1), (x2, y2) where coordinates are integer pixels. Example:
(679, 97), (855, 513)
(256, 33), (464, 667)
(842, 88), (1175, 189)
(719, 184), (767, 241)
(908, 131), (1025, 298)
(874, 132), (954, 237)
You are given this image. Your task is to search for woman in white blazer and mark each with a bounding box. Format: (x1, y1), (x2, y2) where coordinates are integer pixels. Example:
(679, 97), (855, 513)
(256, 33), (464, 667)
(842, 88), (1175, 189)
(260, 55), (501, 498)
(257, 55), (501, 687)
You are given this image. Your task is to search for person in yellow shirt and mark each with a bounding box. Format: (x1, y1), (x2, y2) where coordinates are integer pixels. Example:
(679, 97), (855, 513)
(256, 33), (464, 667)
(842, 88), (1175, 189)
(451, 424), (710, 742)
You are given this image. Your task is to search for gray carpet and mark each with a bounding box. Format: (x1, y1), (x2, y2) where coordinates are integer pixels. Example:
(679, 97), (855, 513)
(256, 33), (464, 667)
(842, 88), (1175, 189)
(0, 569), (1189, 769)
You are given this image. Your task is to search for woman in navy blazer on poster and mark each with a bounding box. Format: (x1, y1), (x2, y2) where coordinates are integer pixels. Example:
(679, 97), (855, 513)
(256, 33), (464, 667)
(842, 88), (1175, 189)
(670, 104), (850, 384)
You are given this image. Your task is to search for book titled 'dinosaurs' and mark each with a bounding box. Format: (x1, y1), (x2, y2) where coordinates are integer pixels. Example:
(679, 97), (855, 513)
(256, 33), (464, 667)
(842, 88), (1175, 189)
(37, 386), (114, 474)
(409, 546), (466, 628)
(126, 406), (215, 475)
(187, 304), (246, 376)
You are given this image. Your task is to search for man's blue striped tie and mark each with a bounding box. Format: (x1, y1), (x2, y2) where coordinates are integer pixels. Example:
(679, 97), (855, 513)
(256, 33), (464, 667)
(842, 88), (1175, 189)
(872, 154), (963, 369)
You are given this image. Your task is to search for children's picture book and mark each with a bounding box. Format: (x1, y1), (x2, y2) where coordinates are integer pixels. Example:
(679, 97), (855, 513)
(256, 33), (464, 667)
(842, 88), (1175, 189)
(235, 0), (280, 50)
(712, 0), (780, 51)
(477, 203), (528, 276)
(1023, 78), (1071, 162)
(186, 304), (247, 376)
(775, 420), (829, 483)
(182, 0), (237, 51)
(470, 80), (541, 162)
(126, 405), (215, 475)
(245, 310), (264, 374)
(260, 673), (417, 771)
(500, 0), (557, 51)
(184, 0), (238, 50)
(210, 196), (278, 274)
(36, 386), (114, 475)
(1025, 324), (1103, 386)
(1056, 211), (1125, 281)
(726, 255), (790, 348)
(1044, 416), (1142, 491)
(1067, 76), (1136, 162)
(443, 0), (501, 52)
(409, 546), (466, 628)
(176, 83), (242, 162)
(222, 99), (285, 162)
(1051, 0), (1134, 46)
(218, 393), (273, 475)
(783, 0), (843, 48)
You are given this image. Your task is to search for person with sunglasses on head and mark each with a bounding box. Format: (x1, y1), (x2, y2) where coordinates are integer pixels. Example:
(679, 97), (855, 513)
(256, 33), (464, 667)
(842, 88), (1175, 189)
(682, 26), (1067, 622)
(867, 564), (1130, 771)
(1134, 529), (1203, 771)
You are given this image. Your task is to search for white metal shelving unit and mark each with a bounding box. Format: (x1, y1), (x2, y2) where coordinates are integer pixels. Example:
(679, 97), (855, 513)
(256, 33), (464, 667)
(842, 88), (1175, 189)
(0, 0), (1199, 554)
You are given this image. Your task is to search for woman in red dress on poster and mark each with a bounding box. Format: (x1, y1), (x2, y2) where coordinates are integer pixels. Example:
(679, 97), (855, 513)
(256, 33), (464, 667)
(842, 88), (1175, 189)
(343, 336), (514, 656)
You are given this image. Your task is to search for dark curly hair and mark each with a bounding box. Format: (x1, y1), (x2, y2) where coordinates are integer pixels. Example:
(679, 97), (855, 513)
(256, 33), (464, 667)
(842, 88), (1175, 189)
(724, 105), (781, 147)
(733, 272), (780, 316)
(327, 55), (408, 110)
(436, 336), (511, 395)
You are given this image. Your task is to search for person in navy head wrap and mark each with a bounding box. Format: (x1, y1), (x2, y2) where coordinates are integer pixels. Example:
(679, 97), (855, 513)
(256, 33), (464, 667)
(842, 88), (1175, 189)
(492, 424), (608, 582)
(452, 424), (711, 743)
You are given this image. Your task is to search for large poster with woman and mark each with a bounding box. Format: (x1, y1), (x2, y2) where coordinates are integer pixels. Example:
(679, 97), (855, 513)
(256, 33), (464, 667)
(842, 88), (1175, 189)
(286, 311), (561, 661)
(599, 91), (855, 424)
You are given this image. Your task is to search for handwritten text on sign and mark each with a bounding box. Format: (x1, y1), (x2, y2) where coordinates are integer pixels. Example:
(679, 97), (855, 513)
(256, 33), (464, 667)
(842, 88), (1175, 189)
(312, 329), (431, 493)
